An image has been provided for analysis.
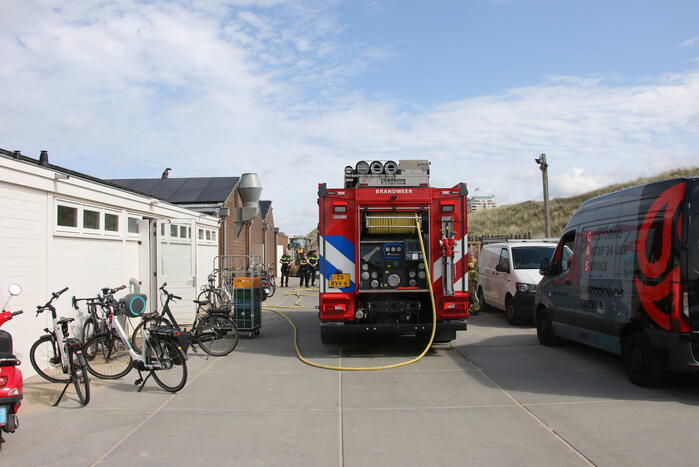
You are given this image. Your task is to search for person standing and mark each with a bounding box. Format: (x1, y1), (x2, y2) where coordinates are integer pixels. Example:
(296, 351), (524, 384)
(279, 251), (292, 287)
(307, 250), (319, 287)
(297, 251), (310, 288)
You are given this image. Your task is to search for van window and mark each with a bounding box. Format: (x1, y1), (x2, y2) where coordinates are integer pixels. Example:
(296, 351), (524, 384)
(552, 231), (576, 274)
(512, 246), (556, 269)
(498, 248), (510, 273)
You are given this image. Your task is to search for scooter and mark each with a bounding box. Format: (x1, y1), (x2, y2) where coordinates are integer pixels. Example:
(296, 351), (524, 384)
(0, 284), (24, 450)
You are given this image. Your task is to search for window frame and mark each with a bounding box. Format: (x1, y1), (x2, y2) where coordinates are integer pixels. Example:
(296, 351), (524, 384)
(127, 214), (142, 239)
(55, 201), (80, 233)
(103, 210), (121, 236)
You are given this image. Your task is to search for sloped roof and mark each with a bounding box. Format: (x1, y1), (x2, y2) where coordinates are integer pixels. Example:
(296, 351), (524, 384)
(260, 200), (272, 220)
(107, 177), (239, 204)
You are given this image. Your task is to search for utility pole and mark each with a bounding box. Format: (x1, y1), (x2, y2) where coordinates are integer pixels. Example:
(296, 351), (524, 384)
(534, 153), (551, 238)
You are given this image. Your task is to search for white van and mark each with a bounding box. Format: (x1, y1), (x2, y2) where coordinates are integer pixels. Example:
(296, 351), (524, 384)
(477, 240), (557, 324)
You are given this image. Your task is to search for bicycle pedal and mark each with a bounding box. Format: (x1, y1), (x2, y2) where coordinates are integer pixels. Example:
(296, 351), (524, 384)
(134, 378), (143, 385)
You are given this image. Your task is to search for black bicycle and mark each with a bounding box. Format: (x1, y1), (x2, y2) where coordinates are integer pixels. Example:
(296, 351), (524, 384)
(132, 283), (239, 357)
(29, 287), (90, 406)
(73, 285), (126, 343)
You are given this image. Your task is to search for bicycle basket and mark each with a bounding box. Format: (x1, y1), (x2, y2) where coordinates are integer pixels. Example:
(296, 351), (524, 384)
(119, 294), (147, 317)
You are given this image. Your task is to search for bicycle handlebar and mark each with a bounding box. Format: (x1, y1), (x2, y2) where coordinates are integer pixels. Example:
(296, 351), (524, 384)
(37, 287), (69, 315)
(159, 283), (181, 301)
(12, 310), (23, 316)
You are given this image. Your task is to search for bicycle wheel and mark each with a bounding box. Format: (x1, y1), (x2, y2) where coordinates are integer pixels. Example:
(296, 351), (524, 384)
(196, 315), (239, 356)
(197, 289), (225, 311)
(131, 317), (172, 354)
(84, 333), (134, 379)
(81, 316), (96, 342)
(30, 335), (69, 383)
(148, 338), (187, 392)
(71, 351), (90, 405)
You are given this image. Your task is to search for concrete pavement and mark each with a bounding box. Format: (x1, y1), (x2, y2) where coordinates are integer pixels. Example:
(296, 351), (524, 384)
(3, 288), (699, 466)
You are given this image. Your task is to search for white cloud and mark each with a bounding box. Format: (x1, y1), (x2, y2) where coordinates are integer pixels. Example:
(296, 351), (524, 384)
(681, 36), (698, 47)
(1, 1), (699, 235)
(550, 167), (612, 198)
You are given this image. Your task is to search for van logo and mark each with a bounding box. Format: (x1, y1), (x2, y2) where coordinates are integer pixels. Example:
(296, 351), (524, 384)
(634, 182), (686, 331)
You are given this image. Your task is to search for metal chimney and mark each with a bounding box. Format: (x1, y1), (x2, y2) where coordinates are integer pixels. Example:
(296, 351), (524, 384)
(235, 173), (263, 237)
(39, 150), (49, 167)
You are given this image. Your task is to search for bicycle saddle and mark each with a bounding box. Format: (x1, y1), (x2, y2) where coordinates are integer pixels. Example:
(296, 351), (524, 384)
(193, 300), (209, 305)
(56, 317), (75, 325)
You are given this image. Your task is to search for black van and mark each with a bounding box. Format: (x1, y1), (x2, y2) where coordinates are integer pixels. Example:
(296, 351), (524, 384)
(535, 178), (699, 386)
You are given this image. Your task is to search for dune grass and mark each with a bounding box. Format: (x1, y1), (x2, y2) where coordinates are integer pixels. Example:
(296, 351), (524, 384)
(469, 167), (699, 238)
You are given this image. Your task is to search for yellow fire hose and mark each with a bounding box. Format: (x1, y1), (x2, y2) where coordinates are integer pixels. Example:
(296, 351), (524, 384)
(262, 217), (437, 371)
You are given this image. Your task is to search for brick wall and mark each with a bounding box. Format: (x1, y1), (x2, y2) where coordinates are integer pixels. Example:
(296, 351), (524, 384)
(218, 190), (279, 273)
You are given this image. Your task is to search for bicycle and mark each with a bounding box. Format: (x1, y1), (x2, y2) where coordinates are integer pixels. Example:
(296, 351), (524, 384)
(29, 287), (90, 406)
(83, 287), (188, 393)
(132, 284), (239, 357)
(73, 285), (126, 342)
(197, 272), (228, 312)
(260, 267), (276, 299)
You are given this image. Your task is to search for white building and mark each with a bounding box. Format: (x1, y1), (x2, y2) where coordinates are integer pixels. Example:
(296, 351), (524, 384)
(468, 194), (497, 212)
(0, 149), (220, 378)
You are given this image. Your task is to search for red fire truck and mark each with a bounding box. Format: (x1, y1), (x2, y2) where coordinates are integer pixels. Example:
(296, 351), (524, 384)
(317, 160), (469, 343)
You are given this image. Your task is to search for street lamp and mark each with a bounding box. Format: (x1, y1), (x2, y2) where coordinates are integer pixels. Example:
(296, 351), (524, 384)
(534, 154), (551, 238)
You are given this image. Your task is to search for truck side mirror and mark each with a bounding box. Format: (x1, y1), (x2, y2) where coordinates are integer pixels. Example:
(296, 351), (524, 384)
(539, 258), (551, 276)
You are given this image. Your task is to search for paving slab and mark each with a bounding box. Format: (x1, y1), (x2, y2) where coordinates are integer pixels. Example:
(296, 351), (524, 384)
(98, 409), (340, 467)
(529, 400), (699, 467)
(170, 364), (340, 410)
(343, 406), (589, 467)
(342, 365), (512, 409)
(0, 406), (151, 465)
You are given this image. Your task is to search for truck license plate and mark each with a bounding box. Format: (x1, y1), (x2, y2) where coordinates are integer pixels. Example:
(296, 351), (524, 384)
(0, 406), (7, 425)
(328, 274), (350, 288)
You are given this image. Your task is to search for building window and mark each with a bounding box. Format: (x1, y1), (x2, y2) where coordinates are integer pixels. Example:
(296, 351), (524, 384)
(128, 217), (140, 234)
(212, 231), (217, 242)
(180, 226), (187, 238)
(206, 230), (211, 240)
(199, 229), (204, 240)
(57, 205), (78, 227)
(83, 209), (100, 230)
(170, 225), (178, 237)
(105, 213), (119, 232)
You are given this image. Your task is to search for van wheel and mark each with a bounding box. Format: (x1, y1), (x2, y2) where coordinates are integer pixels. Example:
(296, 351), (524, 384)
(536, 308), (562, 346)
(622, 331), (665, 387)
(505, 296), (520, 325)
(477, 288), (489, 312)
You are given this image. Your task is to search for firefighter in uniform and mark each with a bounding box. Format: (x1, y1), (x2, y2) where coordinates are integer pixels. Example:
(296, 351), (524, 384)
(307, 250), (319, 287)
(297, 251), (310, 288)
(279, 251), (292, 287)
(468, 256), (480, 315)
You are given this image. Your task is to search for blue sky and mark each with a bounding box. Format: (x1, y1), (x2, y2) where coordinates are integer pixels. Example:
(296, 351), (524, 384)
(1, 0), (699, 235)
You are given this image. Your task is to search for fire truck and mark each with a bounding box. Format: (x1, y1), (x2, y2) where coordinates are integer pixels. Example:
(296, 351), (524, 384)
(317, 160), (469, 343)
